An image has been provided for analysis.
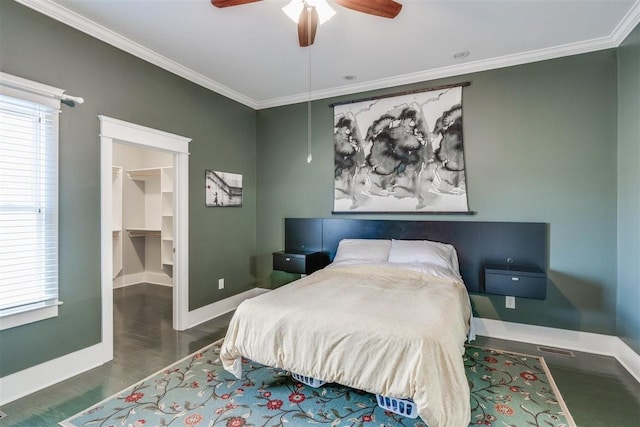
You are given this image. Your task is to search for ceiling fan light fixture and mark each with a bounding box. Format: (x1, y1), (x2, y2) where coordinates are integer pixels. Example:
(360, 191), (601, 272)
(283, 0), (336, 25)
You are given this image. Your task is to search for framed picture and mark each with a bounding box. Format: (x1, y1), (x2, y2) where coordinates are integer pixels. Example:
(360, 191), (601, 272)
(332, 83), (470, 213)
(205, 170), (242, 207)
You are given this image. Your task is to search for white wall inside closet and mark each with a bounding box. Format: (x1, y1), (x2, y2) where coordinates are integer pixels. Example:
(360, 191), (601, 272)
(113, 143), (173, 288)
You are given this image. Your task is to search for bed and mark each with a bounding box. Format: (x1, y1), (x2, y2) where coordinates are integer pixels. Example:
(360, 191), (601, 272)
(220, 238), (473, 427)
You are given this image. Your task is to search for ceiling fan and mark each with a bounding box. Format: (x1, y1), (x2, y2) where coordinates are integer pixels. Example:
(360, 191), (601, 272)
(211, 0), (402, 47)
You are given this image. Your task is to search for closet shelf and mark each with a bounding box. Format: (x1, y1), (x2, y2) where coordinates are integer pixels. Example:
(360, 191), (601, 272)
(113, 165), (123, 279)
(126, 228), (161, 238)
(127, 167), (163, 181)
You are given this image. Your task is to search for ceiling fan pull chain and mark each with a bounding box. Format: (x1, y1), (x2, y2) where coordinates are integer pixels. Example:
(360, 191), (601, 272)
(307, 11), (313, 164)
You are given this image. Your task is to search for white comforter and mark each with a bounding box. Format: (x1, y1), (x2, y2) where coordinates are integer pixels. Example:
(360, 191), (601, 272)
(220, 263), (472, 427)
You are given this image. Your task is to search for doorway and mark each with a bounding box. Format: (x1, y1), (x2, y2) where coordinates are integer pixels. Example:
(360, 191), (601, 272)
(99, 116), (191, 360)
(112, 143), (173, 289)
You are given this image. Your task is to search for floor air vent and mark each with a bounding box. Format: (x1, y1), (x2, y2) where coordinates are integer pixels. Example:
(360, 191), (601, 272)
(537, 346), (575, 357)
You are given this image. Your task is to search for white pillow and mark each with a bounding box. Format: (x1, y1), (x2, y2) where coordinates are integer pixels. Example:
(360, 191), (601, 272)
(332, 239), (391, 263)
(384, 261), (462, 281)
(388, 239), (460, 274)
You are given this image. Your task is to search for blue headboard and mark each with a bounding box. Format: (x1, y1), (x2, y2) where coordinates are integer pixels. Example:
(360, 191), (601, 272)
(284, 218), (548, 294)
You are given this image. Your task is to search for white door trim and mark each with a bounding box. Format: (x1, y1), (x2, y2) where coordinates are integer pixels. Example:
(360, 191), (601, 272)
(99, 116), (191, 358)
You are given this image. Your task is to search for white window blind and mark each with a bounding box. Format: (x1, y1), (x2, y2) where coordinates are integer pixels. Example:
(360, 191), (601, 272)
(0, 73), (61, 329)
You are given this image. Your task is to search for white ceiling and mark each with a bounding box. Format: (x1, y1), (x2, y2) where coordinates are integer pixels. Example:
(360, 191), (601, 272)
(18, 0), (640, 109)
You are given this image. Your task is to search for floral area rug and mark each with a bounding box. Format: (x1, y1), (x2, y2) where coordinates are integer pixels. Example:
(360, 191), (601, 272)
(61, 340), (575, 427)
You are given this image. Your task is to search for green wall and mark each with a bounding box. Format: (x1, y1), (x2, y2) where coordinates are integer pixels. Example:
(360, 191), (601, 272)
(617, 24), (640, 354)
(257, 50), (620, 335)
(1, 0), (637, 381)
(0, 1), (257, 376)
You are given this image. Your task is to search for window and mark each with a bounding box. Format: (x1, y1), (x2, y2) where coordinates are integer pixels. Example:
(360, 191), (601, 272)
(0, 73), (63, 330)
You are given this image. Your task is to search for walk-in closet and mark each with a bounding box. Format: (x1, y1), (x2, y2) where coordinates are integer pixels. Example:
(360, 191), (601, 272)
(112, 143), (174, 292)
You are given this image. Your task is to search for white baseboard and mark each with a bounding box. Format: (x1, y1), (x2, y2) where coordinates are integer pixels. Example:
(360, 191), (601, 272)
(113, 272), (143, 288)
(113, 271), (173, 289)
(0, 342), (111, 406)
(144, 271), (172, 287)
(615, 337), (640, 383)
(0, 286), (263, 406)
(474, 317), (640, 383)
(3, 297), (636, 407)
(182, 287), (269, 330)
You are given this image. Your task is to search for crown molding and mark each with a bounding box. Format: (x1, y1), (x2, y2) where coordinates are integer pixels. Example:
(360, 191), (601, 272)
(16, 0), (640, 111)
(610, 0), (640, 45)
(244, 0), (640, 109)
(256, 29), (631, 109)
(14, 0), (258, 109)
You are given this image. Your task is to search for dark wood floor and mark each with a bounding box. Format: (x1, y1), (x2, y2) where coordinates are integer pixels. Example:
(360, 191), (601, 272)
(1, 283), (639, 426)
(1, 284), (233, 426)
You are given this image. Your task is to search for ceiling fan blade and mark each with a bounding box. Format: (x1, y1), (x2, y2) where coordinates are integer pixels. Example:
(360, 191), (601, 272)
(298, 5), (319, 47)
(334, 0), (402, 18)
(211, 0), (261, 8)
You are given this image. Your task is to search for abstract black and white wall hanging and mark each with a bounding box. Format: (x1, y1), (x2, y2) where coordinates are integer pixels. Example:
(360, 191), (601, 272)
(205, 170), (243, 207)
(332, 83), (470, 213)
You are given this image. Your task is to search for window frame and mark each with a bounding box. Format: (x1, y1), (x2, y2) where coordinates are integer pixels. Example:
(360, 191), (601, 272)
(0, 72), (64, 331)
